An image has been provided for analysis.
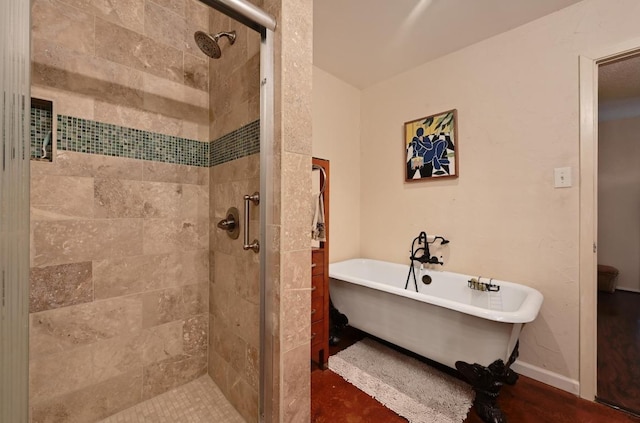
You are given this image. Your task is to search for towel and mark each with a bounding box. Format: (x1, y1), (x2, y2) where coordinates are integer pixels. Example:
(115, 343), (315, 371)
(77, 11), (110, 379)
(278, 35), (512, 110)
(312, 192), (326, 242)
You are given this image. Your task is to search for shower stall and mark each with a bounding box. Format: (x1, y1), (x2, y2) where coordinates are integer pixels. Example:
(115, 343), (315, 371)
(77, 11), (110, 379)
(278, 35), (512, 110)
(0, 0), (317, 421)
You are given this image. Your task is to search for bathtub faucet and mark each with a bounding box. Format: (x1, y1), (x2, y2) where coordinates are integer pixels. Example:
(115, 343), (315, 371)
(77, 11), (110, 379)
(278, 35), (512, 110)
(405, 232), (448, 291)
(408, 232), (448, 266)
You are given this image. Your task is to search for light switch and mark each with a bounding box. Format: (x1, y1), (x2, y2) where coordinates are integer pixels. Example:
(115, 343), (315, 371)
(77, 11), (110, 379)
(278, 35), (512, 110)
(554, 167), (572, 188)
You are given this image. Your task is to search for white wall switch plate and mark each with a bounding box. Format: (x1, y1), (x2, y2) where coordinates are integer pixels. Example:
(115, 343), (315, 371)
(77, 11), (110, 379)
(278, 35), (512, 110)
(554, 167), (572, 188)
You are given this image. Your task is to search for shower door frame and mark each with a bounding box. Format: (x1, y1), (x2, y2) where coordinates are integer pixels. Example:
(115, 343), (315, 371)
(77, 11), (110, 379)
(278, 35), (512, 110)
(197, 1), (276, 422)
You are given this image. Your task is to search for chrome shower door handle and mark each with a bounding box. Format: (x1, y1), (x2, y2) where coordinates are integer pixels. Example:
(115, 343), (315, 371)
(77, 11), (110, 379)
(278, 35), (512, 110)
(243, 192), (260, 253)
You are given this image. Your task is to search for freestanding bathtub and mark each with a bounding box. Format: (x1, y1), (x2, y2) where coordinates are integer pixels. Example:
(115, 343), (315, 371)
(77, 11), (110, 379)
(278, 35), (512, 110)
(328, 258), (543, 370)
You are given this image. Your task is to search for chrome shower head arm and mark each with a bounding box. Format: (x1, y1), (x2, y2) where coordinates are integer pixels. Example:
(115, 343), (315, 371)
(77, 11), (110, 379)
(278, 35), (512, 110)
(213, 31), (237, 45)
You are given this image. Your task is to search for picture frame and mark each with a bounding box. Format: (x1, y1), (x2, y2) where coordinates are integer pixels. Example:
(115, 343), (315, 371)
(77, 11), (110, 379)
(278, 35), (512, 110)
(404, 109), (458, 182)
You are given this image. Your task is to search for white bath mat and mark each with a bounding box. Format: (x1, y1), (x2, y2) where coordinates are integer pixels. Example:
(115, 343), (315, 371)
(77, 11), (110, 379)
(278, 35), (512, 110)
(328, 338), (474, 423)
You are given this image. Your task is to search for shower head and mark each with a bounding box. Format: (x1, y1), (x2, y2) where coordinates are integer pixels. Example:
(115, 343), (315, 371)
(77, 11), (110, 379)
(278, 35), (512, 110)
(194, 30), (236, 59)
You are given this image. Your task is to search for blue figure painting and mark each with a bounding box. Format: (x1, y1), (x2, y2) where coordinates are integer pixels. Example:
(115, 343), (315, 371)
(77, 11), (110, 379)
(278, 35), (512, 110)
(405, 110), (457, 181)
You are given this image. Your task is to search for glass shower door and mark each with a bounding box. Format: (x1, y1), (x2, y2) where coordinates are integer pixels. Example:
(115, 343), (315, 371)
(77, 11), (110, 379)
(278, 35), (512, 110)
(0, 0), (31, 421)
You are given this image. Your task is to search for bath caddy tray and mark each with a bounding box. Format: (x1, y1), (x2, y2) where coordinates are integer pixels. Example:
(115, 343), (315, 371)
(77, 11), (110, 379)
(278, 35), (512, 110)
(468, 277), (500, 292)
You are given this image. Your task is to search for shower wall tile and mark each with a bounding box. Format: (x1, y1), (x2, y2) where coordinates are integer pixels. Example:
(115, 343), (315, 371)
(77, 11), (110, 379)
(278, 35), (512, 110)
(93, 101), (204, 143)
(30, 320), (185, 402)
(143, 160), (208, 184)
(183, 282), (209, 316)
(92, 154), (145, 180)
(144, 1), (186, 51)
(208, 154), (260, 421)
(184, 0), (209, 55)
(32, 219), (143, 267)
(149, 0), (185, 17)
(210, 317), (247, 376)
(30, 0), (214, 416)
(141, 353), (208, 400)
(141, 77), (209, 128)
(32, 41), (146, 110)
(281, 0), (313, 157)
(94, 250), (209, 300)
(281, 152), (312, 252)
(281, 288), (311, 352)
(30, 175), (94, 220)
(208, 15), (260, 141)
(30, 370), (143, 423)
(32, 86), (96, 123)
(29, 261), (93, 313)
(282, 249), (312, 291)
(60, 0), (145, 33)
(282, 341), (311, 423)
(30, 335), (143, 400)
(143, 72), (209, 108)
(142, 218), (208, 254)
(183, 314), (208, 356)
(142, 287), (188, 328)
(140, 320), (186, 364)
(29, 295), (144, 358)
(95, 18), (183, 84)
(229, 374), (259, 423)
(31, 0), (95, 55)
(31, 151), (93, 178)
(184, 53), (209, 91)
(143, 182), (206, 219)
(273, 1), (313, 421)
(94, 178), (146, 218)
(141, 283), (207, 328)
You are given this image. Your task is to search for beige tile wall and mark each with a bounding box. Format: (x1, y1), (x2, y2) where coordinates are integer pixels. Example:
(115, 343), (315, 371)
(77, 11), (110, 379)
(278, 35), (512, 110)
(208, 8), (261, 140)
(260, 0), (314, 421)
(206, 5), (262, 422)
(29, 0), (213, 419)
(31, 0), (210, 142)
(208, 154), (261, 423)
(30, 1), (314, 422)
(29, 151), (210, 422)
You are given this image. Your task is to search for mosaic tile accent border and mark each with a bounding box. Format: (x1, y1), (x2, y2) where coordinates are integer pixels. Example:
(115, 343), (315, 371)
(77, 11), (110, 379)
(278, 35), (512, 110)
(53, 115), (259, 168)
(210, 120), (260, 167)
(57, 115), (210, 167)
(31, 107), (53, 160)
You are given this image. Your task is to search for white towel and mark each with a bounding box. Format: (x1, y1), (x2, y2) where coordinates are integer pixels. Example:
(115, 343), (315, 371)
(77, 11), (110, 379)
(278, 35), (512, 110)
(312, 192), (326, 242)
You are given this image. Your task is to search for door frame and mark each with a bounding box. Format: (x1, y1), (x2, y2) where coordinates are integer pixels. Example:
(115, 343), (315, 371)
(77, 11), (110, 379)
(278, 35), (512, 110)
(579, 37), (640, 401)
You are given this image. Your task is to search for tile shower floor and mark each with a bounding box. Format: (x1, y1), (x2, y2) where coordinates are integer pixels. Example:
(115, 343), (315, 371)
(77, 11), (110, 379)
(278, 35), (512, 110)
(98, 375), (245, 423)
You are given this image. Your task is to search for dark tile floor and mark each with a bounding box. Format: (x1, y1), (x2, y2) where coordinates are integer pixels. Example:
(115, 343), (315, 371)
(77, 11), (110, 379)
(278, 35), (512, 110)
(311, 326), (640, 423)
(598, 290), (640, 415)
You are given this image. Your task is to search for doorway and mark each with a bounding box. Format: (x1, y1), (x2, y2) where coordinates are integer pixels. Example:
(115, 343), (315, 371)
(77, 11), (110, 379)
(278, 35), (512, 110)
(596, 54), (640, 415)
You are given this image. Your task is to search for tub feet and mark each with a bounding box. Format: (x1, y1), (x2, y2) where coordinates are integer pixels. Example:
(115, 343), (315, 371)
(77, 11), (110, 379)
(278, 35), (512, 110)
(455, 342), (519, 423)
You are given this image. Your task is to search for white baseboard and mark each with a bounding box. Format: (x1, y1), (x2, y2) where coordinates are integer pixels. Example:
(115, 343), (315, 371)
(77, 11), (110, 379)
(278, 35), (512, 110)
(511, 360), (580, 396)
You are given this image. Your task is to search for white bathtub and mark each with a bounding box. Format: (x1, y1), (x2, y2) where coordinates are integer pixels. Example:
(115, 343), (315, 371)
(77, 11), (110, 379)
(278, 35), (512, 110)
(329, 259), (543, 369)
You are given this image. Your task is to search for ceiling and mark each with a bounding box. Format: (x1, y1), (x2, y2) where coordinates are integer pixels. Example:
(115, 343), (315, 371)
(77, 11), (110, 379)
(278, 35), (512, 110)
(313, 0), (584, 89)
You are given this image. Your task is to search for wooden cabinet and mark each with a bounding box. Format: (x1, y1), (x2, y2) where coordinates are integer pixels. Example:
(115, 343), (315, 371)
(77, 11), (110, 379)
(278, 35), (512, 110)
(311, 158), (329, 368)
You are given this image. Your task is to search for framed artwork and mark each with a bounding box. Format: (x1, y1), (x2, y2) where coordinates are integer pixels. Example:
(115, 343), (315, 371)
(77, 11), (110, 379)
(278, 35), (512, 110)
(404, 109), (458, 182)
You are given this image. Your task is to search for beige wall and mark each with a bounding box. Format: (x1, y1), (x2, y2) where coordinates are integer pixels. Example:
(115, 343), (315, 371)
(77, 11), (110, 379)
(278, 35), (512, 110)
(598, 115), (640, 292)
(311, 0), (640, 386)
(312, 67), (362, 262)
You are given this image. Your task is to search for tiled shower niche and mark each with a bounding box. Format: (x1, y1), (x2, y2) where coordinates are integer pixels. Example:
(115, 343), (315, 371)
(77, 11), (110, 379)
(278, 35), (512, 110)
(30, 98), (53, 161)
